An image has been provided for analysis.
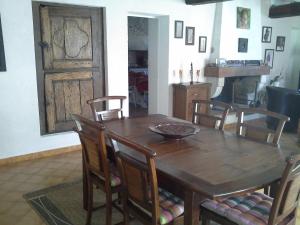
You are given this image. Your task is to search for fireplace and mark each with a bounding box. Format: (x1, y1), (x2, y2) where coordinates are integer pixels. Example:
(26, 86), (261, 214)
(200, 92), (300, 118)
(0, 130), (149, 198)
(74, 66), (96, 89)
(214, 76), (261, 107)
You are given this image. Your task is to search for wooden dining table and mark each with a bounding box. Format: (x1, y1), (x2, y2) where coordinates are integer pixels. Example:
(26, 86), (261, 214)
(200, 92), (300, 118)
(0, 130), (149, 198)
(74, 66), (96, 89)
(100, 114), (300, 225)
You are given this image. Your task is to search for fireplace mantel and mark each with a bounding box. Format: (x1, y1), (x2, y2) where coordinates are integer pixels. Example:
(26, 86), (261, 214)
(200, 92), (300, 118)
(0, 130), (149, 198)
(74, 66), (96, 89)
(204, 65), (270, 78)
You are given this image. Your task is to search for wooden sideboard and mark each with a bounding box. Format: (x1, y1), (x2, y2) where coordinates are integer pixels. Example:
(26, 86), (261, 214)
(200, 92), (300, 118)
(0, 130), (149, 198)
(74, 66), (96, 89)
(173, 82), (211, 121)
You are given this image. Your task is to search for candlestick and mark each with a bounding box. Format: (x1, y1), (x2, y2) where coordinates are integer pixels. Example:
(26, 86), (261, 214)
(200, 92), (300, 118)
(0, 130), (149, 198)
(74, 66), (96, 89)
(190, 62), (193, 84)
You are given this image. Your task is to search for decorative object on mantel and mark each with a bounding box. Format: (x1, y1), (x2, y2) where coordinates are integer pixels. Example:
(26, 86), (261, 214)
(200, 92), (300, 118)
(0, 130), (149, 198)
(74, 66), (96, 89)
(190, 62), (194, 84)
(185, 26), (195, 45)
(199, 36), (207, 53)
(0, 15), (6, 72)
(205, 60), (270, 78)
(238, 38), (248, 53)
(264, 49), (274, 68)
(237, 7), (251, 29)
(262, 26), (272, 43)
(174, 20), (184, 38)
(276, 36), (285, 52)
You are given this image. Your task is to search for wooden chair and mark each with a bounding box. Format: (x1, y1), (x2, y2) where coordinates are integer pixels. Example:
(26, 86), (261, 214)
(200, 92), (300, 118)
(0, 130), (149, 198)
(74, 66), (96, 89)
(72, 114), (122, 225)
(87, 96), (126, 122)
(192, 100), (232, 130)
(200, 154), (300, 225)
(107, 130), (184, 225)
(236, 107), (290, 146)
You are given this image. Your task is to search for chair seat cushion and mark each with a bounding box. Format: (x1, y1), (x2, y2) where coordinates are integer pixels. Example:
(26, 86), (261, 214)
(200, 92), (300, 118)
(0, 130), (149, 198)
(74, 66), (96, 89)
(109, 164), (121, 187)
(158, 188), (184, 224)
(202, 192), (273, 225)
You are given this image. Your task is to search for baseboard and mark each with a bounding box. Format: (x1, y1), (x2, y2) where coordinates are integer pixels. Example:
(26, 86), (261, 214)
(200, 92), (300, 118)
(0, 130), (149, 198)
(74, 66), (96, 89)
(0, 145), (81, 167)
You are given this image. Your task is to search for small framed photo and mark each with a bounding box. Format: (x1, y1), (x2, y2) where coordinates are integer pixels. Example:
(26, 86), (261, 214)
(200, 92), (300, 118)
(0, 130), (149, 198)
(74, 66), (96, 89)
(237, 7), (251, 29)
(264, 49), (274, 68)
(276, 36), (285, 52)
(185, 27), (195, 45)
(238, 38), (248, 53)
(261, 26), (272, 43)
(198, 36), (207, 53)
(174, 20), (184, 38)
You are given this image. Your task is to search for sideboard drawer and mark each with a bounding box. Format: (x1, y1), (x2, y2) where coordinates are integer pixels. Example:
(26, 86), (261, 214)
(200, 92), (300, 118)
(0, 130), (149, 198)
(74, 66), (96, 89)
(173, 82), (211, 121)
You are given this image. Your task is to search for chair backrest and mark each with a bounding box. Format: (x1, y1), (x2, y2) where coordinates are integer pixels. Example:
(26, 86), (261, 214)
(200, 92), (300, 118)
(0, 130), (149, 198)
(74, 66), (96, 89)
(87, 96), (126, 122)
(268, 154), (300, 225)
(107, 131), (160, 224)
(236, 107), (290, 145)
(72, 114), (111, 188)
(192, 100), (232, 130)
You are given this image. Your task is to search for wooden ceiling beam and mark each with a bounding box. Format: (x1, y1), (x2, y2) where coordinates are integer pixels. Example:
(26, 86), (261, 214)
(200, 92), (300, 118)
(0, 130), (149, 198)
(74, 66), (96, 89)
(185, 0), (232, 5)
(269, 2), (300, 18)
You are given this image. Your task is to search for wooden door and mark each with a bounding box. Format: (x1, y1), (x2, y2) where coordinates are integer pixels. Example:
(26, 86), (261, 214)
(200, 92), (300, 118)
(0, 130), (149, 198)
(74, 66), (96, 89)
(33, 3), (105, 134)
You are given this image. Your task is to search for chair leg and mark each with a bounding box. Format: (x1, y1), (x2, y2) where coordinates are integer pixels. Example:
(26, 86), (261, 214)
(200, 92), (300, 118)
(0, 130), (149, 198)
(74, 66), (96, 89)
(117, 192), (121, 204)
(264, 186), (270, 195)
(86, 181), (93, 225)
(122, 192), (130, 225)
(202, 216), (210, 225)
(106, 194), (113, 225)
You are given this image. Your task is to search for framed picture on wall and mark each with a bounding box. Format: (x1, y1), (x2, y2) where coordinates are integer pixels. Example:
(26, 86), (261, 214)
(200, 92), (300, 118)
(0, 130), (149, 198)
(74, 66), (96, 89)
(174, 20), (184, 38)
(261, 26), (272, 43)
(185, 27), (195, 45)
(276, 36), (285, 52)
(198, 36), (207, 53)
(238, 38), (248, 53)
(0, 15), (6, 72)
(264, 49), (274, 68)
(237, 7), (251, 29)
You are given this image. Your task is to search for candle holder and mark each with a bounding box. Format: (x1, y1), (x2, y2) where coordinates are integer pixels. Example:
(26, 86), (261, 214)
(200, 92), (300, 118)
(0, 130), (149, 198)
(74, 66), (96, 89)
(179, 69), (183, 83)
(196, 70), (200, 83)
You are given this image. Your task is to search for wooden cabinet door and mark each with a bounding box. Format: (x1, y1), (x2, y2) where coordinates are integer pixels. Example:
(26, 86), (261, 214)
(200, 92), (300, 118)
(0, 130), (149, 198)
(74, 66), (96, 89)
(34, 4), (105, 134)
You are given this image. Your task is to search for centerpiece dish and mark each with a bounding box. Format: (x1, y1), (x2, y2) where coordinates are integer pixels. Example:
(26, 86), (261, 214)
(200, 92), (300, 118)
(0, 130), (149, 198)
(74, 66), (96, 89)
(149, 122), (200, 139)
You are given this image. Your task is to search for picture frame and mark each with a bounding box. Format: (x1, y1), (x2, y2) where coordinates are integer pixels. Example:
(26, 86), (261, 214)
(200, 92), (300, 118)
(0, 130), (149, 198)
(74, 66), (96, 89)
(0, 15), (6, 72)
(264, 49), (274, 68)
(174, 20), (184, 38)
(276, 36), (285, 52)
(261, 26), (272, 43)
(238, 38), (248, 53)
(237, 7), (251, 29)
(198, 36), (207, 53)
(185, 27), (195, 45)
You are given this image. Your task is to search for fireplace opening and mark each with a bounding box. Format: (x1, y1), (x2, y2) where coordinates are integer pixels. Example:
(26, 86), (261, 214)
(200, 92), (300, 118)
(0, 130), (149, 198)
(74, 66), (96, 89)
(213, 76), (261, 108)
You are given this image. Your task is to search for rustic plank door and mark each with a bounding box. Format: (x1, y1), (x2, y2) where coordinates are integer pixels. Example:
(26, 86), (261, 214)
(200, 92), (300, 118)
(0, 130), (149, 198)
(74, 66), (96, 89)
(33, 3), (105, 134)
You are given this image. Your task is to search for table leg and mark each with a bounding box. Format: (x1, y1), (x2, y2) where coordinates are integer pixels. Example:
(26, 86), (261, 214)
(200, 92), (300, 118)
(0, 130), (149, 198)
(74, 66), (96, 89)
(184, 190), (201, 225)
(82, 156), (88, 210)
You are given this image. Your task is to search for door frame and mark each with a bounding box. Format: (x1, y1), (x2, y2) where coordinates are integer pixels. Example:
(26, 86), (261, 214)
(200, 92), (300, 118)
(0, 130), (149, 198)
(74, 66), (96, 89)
(32, 2), (106, 134)
(127, 13), (170, 116)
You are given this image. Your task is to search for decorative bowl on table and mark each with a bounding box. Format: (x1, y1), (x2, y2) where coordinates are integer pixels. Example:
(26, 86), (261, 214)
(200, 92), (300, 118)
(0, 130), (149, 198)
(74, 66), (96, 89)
(149, 122), (200, 139)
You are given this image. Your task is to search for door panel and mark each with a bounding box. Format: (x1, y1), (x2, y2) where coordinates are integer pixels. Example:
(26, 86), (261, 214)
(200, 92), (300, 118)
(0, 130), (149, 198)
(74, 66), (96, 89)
(34, 3), (105, 134)
(45, 72), (94, 132)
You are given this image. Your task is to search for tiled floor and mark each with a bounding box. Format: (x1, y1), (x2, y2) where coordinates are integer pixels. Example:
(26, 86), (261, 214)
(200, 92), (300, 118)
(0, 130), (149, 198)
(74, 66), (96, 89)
(0, 130), (299, 225)
(0, 151), (82, 225)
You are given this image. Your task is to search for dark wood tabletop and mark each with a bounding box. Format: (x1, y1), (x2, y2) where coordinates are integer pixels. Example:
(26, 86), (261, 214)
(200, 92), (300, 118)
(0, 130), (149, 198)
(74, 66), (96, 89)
(104, 114), (300, 225)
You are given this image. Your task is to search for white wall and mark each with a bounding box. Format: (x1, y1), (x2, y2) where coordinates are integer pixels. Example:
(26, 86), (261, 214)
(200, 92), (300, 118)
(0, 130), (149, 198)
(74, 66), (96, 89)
(290, 28), (300, 89)
(219, 0), (262, 60)
(261, 0), (300, 88)
(0, 0), (217, 159)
